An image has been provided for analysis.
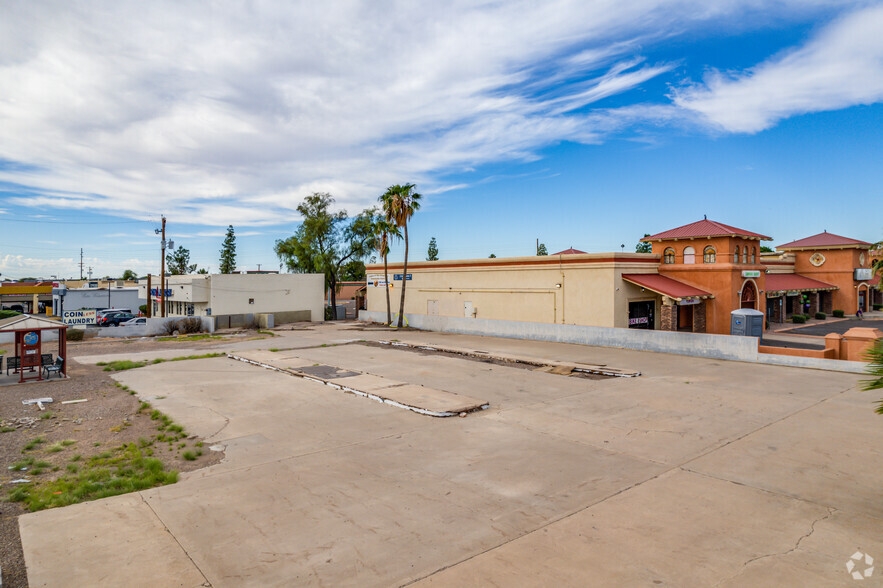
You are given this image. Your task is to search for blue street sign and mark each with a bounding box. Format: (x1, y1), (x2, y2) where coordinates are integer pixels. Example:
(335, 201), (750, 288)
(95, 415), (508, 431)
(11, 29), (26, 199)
(393, 274), (412, 281)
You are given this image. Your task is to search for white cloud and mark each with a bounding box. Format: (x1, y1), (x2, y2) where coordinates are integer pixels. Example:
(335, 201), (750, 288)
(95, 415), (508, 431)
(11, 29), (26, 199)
(0, 253), (154, 280)
(0, 1), (865, 224)
(672, 4), (883, 133)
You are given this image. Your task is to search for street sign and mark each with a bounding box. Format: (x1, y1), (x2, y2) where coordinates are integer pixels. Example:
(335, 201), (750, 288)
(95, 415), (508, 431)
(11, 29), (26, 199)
(393, 274), (412, 281)
(150, 288), (173, 297)
(62, 309), (97, 325)
(741, 270), (761, 278)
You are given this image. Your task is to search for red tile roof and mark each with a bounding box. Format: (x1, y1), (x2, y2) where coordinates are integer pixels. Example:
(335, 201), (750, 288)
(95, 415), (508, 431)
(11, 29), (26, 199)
(765, 274), (837, 293)
(621, 274), (712, 300)
(776, 231), (871, 249)
(552, 248), (587, 255)
(643, 219), (771, 241)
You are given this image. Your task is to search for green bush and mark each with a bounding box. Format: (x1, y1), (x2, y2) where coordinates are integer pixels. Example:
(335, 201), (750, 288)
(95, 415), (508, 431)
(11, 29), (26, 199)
(874, 304), (882, 311)
(0, 309), (22, 319)
(66, 329), (85, 341)
(139, 304), (148, 314)
(324, 306), (335, 320)
(815, 312), (826, 320)
(792, 315), (807, 324)
(833, 309), (845, 318)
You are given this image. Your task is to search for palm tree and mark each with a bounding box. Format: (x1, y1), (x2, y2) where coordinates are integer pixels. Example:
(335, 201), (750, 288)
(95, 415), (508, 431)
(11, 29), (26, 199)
(380, 183), (421, 327)
(374, 218), (400, 325)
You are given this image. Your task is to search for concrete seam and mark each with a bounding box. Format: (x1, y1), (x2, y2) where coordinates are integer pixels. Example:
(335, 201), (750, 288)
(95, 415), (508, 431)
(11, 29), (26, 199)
(139, 493), (212, 587)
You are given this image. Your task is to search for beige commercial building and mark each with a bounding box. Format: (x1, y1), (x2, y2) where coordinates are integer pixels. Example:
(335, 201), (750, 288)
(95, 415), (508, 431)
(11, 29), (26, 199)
(366, 253), (662, 329)
(138, 273), (325, 323)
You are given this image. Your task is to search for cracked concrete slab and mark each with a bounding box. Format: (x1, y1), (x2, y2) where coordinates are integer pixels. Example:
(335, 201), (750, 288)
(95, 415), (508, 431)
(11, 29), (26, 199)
(413, 469), (881, 587)
(18, 324), (880, 587)
(19, 493), (207, 588)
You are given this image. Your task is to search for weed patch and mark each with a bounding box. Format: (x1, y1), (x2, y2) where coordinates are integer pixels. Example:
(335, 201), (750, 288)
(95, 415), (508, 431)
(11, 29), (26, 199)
(7, 443), (179, 511)
(102, 353), (225, 372)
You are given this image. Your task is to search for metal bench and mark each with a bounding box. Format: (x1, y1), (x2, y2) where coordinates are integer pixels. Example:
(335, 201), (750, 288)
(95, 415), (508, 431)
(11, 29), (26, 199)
(6, 356), (20, 375)
(44, 356), (64, 379)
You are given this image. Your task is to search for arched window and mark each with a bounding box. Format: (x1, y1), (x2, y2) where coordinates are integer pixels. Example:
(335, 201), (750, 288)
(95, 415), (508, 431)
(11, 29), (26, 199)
(663, 247), (675, 264)
(703, 246), (716, 264)
(734, 246), (740, 264)
(751, 247), (756, 264)
(742, 245), (748, 264)
(683, 246), (695, 264)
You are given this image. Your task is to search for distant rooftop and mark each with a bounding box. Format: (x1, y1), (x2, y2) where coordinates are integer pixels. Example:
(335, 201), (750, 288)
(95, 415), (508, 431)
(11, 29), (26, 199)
(777, 231), (871, 250)
(551, 248), (587, 255)
(643, 219), (771, 241)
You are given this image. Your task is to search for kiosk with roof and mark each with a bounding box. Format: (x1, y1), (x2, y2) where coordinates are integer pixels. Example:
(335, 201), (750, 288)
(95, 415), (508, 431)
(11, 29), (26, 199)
(0, 314), (68, 383)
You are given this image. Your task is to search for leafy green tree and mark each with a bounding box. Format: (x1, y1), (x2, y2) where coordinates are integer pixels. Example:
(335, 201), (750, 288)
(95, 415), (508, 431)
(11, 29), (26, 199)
(488, 253), (497, 258)
(374, 218), (401, 325)
(166, 247), (196, 275)
(380, 183), (421, 328)
(219, 225), (237, 274)
(341, 260), (366, 281)
(121, 269), (138, 280)
(196, 268), (209, 274)
(635, 234), (652, 253)
(760, 246), (774, 253)
(537, 243), (548, 256)
(274, 193), (378, 317)
(427, 237), (439, 261)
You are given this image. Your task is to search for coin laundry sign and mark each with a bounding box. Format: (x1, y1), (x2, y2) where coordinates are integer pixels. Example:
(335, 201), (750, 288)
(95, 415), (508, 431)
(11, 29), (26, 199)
(62, 309), (97, 325)
(150, 288), (173, 297)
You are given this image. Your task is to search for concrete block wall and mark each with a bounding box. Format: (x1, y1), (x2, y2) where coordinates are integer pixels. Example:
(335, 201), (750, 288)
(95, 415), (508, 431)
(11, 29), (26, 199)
(360, 310), (759, 362)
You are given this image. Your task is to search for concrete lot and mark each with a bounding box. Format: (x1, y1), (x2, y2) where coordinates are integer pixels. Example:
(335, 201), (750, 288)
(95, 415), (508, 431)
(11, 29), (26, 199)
(19, 323), (883, 587)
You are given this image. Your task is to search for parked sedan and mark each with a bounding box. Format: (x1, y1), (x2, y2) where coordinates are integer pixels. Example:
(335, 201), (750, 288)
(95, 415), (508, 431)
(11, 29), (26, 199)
(120, 317), (147, 327)
(98, 312), (136, 327)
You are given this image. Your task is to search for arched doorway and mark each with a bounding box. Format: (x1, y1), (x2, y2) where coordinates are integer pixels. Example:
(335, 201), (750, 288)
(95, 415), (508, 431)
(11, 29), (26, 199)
(858, 285), (868, 313)
(740, 281), (757, 309)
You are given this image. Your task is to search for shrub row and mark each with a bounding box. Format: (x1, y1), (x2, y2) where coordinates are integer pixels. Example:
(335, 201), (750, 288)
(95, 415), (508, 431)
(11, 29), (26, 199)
(815, 312), (826, 320)
(833, 309), (845, 318)
(791, 315), (807, 324)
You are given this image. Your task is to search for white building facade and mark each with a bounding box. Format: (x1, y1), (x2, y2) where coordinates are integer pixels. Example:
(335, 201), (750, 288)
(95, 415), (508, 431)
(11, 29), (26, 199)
(138, 273), (325, 323)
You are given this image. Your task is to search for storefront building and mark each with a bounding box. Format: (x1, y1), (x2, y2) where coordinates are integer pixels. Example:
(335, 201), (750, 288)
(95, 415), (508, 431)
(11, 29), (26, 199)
(366, 219), (881, 336)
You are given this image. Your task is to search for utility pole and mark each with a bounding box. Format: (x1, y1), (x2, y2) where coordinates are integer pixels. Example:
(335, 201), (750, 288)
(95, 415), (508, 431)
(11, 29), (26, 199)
(160, 216), (166, 317)
(79, 248), (84, 280)
(87, 266), (93, 280)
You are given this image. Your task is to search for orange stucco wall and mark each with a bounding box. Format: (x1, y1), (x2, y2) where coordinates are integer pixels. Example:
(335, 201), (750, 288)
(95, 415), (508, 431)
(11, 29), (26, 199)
(788, 248), (866, 313)
(652, 236), (767, 335)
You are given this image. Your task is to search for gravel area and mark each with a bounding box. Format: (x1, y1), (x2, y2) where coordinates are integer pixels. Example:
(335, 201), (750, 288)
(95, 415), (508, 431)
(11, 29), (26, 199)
(0, 336), (230, 588)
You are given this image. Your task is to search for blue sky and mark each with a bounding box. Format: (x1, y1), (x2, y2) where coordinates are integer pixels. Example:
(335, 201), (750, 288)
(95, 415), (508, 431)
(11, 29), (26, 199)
(0, 1), (881, 279)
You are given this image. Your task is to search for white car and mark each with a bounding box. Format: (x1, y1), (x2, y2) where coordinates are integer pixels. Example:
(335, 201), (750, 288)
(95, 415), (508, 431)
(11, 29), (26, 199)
(120, 317), (147, 326)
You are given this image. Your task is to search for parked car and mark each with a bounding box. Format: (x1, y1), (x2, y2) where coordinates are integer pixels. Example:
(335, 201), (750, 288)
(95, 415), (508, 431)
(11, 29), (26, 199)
(98, 312), (136, 327)
(120, 317), (147, 327)
(97, 308), (132, 317)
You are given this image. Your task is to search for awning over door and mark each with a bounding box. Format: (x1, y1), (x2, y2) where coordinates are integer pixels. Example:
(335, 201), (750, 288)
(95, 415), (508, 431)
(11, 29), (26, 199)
(765, 274), (837, 295)
(621, 274), (713, 302)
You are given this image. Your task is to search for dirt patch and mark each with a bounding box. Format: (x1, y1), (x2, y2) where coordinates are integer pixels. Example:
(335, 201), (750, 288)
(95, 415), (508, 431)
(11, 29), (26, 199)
(0, 341), (225, 588)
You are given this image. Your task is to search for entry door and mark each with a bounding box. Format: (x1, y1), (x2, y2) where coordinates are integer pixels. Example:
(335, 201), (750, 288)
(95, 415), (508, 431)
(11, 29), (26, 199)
(628, 301), (654, 329)
(859, 291), (866, 312)
(741, 282), (757, 309)
(464, 301), (474, 318)
(677, 305), (693, 331)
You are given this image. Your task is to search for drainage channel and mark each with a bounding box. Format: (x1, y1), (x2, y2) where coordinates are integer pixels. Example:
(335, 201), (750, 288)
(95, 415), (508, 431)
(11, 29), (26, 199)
(227, 354), (489, 418)
(371, 341), (640, 378)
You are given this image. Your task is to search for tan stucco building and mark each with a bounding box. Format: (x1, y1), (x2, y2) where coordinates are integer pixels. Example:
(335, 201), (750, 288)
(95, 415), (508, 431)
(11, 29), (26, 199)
(366, 252), (664, 329)
(366, 219), (881, 336)
(138, 273), (325, 322)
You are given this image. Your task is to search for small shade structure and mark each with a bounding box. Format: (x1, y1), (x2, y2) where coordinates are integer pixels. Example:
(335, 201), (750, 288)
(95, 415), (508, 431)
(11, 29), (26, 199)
(0, 314), (68, 383)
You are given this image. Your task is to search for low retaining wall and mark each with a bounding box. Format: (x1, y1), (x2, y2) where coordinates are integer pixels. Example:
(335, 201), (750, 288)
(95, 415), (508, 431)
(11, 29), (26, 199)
(76, 317), (215, 339)
(359, 311), (759, 362)
(758, 345), (835, 359)
(360, 311), (870, 373)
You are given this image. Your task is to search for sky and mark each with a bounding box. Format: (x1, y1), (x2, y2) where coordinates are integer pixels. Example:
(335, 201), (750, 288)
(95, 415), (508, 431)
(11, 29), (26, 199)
(0, 1), (882, 279)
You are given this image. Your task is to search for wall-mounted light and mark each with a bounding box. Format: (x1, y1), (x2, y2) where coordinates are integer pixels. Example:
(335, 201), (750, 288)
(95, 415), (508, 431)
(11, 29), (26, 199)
(555, 283), (562, 289)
